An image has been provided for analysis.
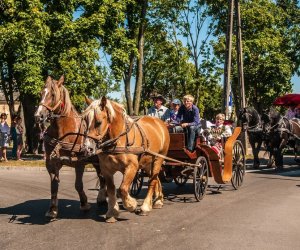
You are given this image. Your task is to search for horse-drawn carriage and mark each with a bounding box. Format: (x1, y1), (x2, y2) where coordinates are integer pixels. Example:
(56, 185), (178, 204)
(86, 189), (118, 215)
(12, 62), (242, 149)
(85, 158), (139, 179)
(35, 75), (246, 222)
(238, 94), (300, 170)
(130, 126), (246, 201)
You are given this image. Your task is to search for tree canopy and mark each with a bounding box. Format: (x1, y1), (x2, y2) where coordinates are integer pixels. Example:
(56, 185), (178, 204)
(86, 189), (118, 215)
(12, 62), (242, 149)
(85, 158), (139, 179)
(0, 0), (299, 122)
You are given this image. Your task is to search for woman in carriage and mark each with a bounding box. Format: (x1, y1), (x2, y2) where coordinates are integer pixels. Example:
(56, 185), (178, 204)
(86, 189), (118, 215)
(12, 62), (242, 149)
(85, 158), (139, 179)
(207, 113), (232, 159)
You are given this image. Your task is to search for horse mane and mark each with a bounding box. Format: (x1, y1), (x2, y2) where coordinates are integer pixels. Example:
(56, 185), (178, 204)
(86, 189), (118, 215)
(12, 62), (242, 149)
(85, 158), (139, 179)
(60, 85), (77, 116)
(46, 78), (77, 116)
(84, 98), (128, 123)
(246, 107), (261, 124)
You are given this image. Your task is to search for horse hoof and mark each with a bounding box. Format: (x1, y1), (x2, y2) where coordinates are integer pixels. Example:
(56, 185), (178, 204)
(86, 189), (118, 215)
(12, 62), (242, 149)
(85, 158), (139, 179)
(136, 209), (149, 216)
(45, 210), (58, 220)
(106, 217), (117, 223)
(152, 203), (163, 209)
(80, 203), (91, 211)
(97, 200), (108, 207)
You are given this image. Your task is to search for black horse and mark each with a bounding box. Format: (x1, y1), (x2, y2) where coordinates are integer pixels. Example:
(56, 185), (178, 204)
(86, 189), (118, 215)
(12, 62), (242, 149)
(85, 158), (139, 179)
(267, 109), (300, 169)
(238, 107), (273, 169)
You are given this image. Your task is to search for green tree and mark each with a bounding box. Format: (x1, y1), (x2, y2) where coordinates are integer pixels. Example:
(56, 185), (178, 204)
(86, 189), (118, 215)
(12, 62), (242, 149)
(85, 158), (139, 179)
(0, 0), (123, 152)
(162, 0), (223, 116)
(0, 0), (50, 152)
(206, 0), (298, 113)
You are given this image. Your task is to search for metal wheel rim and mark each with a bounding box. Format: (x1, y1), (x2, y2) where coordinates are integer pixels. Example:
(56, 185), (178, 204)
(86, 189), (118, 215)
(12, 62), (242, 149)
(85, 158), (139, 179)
(193, 156), (209, 201)
(231, 140), (246, 190)
(130, 171), (144, 196)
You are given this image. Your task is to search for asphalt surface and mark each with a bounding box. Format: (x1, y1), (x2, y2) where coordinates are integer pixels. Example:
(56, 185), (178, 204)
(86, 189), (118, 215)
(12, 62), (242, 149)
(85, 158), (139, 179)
(0, 155), (300, 250)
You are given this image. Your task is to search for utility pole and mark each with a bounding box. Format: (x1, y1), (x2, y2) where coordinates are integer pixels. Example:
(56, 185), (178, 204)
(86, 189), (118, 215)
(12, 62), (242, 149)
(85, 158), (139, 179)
(224, 0), (247, 152)
(235, 0), (246, 108)
(223, 0), (234, 119)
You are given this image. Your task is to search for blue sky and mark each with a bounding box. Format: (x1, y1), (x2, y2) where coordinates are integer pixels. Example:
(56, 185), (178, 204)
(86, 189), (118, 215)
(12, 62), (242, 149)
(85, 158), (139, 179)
(292, 75), (299, 93)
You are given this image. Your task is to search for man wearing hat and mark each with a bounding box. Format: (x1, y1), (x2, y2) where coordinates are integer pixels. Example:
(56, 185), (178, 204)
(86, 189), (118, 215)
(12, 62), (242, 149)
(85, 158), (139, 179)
(147, 94), (170, 121)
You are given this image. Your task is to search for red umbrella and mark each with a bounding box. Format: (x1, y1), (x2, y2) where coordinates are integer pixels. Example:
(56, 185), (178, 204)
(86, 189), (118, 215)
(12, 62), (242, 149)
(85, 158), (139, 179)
(273, 93), (300, 106)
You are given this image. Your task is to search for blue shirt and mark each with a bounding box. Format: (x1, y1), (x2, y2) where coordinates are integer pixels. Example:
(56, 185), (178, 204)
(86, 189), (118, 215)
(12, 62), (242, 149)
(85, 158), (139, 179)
(166, 110), (180, 124)
(176, 104), (200, 126)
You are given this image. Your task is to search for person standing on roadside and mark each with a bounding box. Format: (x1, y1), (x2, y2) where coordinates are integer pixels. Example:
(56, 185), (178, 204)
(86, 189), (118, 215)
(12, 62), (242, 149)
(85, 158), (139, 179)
(0, 113), (10, 161)
(10, 116), (18, 159)
(15, 116), (24, 161)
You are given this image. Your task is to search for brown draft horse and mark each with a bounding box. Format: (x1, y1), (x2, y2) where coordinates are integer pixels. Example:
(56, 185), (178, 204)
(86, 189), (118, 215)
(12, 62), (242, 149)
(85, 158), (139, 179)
(83, 97), (170, 222)
(34, 75), (105, 220)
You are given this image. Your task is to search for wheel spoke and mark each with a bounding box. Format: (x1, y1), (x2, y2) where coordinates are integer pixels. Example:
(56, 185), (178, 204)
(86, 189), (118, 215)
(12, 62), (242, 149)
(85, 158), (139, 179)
(231, 140), (245, 189)
(194, 157), (209, 201)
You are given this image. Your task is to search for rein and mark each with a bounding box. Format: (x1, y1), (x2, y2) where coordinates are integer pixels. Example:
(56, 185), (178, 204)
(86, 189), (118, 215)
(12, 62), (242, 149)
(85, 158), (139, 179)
(40, 99), (62, 113)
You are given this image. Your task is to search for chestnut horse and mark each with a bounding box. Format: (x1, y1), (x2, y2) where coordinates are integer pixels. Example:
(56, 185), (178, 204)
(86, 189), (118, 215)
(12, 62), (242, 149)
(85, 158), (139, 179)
(83, 97), (170, 222)
(34, 75), (105, 220)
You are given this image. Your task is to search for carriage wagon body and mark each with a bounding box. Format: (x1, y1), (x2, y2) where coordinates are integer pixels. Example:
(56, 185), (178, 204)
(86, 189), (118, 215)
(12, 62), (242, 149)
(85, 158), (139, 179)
(130, 127), (246, 201)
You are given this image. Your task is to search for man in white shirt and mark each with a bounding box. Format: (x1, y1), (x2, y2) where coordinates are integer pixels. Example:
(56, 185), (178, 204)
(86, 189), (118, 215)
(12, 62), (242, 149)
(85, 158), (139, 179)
(147, 94), (170, 121)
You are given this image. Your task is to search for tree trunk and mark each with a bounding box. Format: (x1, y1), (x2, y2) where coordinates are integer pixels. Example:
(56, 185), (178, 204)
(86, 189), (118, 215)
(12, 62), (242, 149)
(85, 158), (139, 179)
(124, 52), (135, 115)
(133, 0), (148, 115)
(0, 60), (19, 118)
(20, 93), (39, 154)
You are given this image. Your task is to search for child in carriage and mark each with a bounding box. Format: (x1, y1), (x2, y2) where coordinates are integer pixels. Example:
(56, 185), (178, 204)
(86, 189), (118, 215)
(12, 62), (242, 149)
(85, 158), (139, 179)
(166, 98), (181, 132)
(207, 113), (232, 159)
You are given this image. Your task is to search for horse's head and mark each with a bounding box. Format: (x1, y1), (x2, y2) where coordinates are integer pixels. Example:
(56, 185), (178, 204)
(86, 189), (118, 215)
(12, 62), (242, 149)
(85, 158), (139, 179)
(238, 108), (251, 131)
(82, 96), (113, 154)
(268, 108), (281, 126)
(238, 107), (261, 132)
(266, 110), (289, 153)
(34, 75), (65, 123)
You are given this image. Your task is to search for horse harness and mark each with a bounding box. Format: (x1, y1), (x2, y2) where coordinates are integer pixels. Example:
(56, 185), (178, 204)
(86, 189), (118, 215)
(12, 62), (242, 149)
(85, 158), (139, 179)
(275, 117), (300, 141)
(242, 110), (263, 133)
(92, 115), (149, 156)
(43, 116), (90, 161)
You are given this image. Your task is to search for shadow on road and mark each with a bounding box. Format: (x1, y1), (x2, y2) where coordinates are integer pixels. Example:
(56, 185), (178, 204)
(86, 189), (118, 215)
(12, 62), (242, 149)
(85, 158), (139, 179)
(0, 199), (108, 225)
(134, 182), (236, 204)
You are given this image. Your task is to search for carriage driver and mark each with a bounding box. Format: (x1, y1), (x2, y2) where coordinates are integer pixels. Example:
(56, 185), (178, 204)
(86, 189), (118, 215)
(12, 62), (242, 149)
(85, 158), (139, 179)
(175, 94), (201, 152)
(147, 94), (170, 121)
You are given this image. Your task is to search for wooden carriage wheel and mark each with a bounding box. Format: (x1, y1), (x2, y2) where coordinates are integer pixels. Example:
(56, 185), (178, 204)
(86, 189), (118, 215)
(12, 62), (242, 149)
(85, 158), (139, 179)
(130, 170), (144, 197)
(231, 140), (246, 189)
(193, 156), (209, 201)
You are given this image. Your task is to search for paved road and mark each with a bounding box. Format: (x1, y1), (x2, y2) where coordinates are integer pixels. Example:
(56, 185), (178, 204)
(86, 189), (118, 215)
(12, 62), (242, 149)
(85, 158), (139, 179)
(1, 156), (300, 250)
